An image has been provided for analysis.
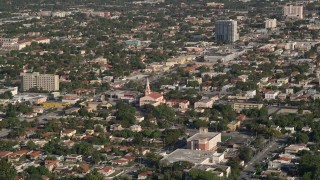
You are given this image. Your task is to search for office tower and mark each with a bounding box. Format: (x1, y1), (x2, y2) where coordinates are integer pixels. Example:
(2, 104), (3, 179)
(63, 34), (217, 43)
(20, 72), (59, 92)
(215, 20), (239, 43)
(284, 5), (304, 19)
(265, 19), (277, 29)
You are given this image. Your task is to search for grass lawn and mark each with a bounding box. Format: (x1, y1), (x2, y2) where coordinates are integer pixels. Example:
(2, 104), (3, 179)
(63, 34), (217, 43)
(221, 135), (232, 142)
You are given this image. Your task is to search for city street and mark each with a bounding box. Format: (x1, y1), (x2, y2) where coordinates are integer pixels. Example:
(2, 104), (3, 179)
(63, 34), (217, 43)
(239, 137), (285, 179)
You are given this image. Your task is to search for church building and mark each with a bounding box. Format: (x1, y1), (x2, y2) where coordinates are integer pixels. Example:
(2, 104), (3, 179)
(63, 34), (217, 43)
(139, 78), (165, 106)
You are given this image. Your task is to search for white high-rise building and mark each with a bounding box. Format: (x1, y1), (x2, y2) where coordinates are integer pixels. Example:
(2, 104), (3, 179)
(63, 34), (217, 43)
(284, 5), (304, 19)
(265, 19), (277, 29)
(215, 20), (239, 43)
(20, 72), (59, 92)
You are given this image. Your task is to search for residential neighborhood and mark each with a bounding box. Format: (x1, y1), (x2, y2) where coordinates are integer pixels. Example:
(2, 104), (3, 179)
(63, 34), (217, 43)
(0, 0), (320, 180)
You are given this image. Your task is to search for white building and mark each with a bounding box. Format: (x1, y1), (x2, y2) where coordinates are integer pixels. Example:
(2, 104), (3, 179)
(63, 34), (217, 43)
(285, 144), (309, 154)
(130, 125), (142, 132)
(52, 11), (66, 18)
(246, 90), (256, 98)
(264, 91), (279, 100)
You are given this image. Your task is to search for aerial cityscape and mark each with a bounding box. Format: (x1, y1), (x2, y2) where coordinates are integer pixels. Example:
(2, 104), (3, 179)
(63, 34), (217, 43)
(0, 0), (319, 179)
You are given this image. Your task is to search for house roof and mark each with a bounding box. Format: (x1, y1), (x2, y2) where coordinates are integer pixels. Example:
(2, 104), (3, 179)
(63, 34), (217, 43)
(100, 166), (113, 173)
(62, 129), (76, 134)
(147, 92), (163, 99)
(41, 132), (57, 137)
(12, 150), (29, 156)
(139, 170), (153, 177)
(112, 159), (128, 163)
(81, 164), (90, 173)
(0, 151), (12, 157)
(45, 160), (59, 165)
(29, 151), (41, 157)
(276, 157), (291, 162)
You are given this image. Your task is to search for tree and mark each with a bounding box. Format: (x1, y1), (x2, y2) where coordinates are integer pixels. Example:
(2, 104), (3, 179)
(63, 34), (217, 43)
(239, 146), (253, 163)
(0, 91), (12, 99)
(78, 108), (90, 117)
(145, 152), (162, 169)
(188, 168), (219, 180)
(0, 159), (16, 180)
(162, 129), (184, 146)
(253, 135), (265, 149)
(72, 142), (94, 156)
(25, 166), (51, 180)
(296, 132), (309, 144)
(193, 119), (209, 128)
(226, 158), (242, 179)
(298, 153), (320, 179)
(26, 140), (37, 150)
(116, 102), (136, 127)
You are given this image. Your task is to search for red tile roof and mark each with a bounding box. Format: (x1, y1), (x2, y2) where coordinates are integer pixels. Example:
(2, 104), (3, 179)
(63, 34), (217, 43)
(139, 170), (153, 176)
(14, 150), (29, 156)
(100, 166), (113, 173)
(81, 164), (90, 173)
(147, 92), (163, 99)
(29, 151), (41, 157)
(0, 151), (12, 157)
(276, 157), (291, 161)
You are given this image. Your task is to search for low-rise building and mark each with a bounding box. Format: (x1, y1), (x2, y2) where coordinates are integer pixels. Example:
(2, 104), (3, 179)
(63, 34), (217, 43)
(60, 129), (76, 138)
(186, 128), (221, 151)
(98, 167), (114, 177)
(285, 144), (310, 154)
(161, 149), (224, 165)
(194, 99), (214, 109)
(246, 90), (256, 98)
(232, 102), (263, 113)
(65, 154), (82, 162)
(227, 120), (241, 131)
(130, 125), (142, 132)
(264, 91), (280, 100)
(166, 99), (190, 110)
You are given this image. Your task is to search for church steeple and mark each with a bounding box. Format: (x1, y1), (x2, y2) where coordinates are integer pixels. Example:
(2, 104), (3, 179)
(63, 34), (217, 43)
(145, 78), (151, 96)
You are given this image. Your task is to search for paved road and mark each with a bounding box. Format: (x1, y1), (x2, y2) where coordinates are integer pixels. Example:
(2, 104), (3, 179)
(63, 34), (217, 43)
(239, 138), (283, 179)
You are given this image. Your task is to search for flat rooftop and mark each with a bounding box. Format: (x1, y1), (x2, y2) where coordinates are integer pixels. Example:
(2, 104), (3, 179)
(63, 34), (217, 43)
(187, 132), (220, 141)
(161, 149), (219, 164)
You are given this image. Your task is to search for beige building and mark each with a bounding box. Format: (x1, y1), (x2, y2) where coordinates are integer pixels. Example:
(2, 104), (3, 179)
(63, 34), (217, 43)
(227, 120), (241, 131)
(187, 128), (221, 151)
(166, 99), (190, 110)
(265, 19), (277, 29)
(194, 99), (214, 109)
(233, 102), (263, 113)
(20, 72), (59, 92)
(283, 5), (303, 19)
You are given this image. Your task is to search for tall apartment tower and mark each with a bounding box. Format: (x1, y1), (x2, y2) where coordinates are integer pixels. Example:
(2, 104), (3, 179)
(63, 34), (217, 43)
(265, 19), (277, 29)
(284, 5), (304, 19)
(215, 20), (239, 43)
(20, 72), (59, 92)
